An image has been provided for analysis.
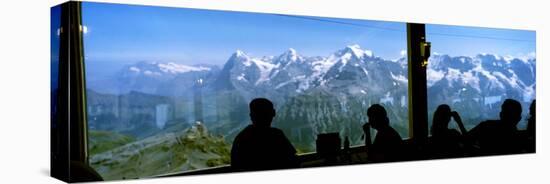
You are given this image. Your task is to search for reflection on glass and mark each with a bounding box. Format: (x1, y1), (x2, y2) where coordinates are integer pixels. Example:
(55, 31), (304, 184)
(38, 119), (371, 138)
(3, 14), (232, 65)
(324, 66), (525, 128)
(82, 2), (407, 180)
(426, 25), (536, 131)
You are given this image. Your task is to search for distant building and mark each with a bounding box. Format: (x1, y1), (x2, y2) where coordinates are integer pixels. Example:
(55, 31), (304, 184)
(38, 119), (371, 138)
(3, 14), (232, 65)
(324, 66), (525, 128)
(156, 104), (169, 129)
(194, 78), (204, 124)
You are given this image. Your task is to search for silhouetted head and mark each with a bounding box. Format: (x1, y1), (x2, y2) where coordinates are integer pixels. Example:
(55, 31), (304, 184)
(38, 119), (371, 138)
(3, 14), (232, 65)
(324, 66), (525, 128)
(367, 104), (389, 130)
(432, 104), (451, 135)
(499, 99), (522, 127)
(249, 98), (276, 127)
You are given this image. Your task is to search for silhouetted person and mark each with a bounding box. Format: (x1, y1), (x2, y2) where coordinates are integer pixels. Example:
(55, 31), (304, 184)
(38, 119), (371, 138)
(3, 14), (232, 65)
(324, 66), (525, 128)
(526, 100), (535, 152)
(467, 99), (523, 155)
(231, 98), (298, 171)
(364, 104), (404, 162)
(430, 104), (467, 158)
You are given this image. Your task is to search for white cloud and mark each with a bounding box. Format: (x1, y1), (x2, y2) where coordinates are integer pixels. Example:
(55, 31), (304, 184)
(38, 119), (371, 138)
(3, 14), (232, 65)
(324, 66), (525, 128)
(129, 66), (140, 73)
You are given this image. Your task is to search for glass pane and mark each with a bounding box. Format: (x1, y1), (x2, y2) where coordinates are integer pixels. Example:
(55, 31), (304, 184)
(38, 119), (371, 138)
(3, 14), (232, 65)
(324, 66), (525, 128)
(50, 5), (61, 135)
(82, 2), (407, 180)
(426, 24), (536, 132)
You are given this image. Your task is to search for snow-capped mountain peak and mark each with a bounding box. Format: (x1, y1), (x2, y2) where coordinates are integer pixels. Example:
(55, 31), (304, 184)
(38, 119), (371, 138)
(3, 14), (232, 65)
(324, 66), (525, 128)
(233, 50), (247, 58)
(275, 48), (301, 66)
(285, 48), (297, 57)
(284, 48), (298, 60)
(340, 44), (373, 59)
(227, 50), (254, 67)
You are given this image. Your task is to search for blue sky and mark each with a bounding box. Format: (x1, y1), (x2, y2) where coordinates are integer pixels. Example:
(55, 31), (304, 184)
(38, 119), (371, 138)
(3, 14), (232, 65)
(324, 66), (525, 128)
(81, 2), (535, 66)
(426, 24), (535, 58)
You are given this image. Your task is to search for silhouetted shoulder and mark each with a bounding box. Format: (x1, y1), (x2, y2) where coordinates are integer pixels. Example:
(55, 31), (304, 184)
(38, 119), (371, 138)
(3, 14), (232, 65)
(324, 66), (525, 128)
(266, 127), (297, 155)
(469, 120), (499, 136)
(434, 129), (461, 140)
(233, 125), (255, 140)
(269, 127), (288, 137)
(479, 120), (499, 127)
(231, 125), (298, 171)
(233, 125), (288, 141)
(376, 126), (402, 143)
(370, 126), (403, 161)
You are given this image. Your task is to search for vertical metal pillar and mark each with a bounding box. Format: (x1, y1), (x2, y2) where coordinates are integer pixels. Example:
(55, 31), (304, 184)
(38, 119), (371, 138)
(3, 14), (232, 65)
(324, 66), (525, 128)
(51, 1), (89, 182)
(407, 23), (430, 143)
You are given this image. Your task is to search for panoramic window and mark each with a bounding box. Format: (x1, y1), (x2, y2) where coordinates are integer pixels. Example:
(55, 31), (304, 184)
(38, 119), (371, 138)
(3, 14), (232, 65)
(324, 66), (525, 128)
(426, 24), (536, 132)
(82, 2), (408, 179)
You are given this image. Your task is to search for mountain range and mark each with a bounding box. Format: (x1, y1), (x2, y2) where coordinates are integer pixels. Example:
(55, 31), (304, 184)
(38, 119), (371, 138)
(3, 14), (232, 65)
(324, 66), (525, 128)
(86, 44), (536, 150)
(90, 45), (534, 104)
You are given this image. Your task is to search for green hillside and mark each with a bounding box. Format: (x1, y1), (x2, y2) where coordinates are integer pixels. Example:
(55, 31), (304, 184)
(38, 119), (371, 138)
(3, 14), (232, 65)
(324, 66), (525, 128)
(88, 130), (136, 155)
(89, 124), (230, 180)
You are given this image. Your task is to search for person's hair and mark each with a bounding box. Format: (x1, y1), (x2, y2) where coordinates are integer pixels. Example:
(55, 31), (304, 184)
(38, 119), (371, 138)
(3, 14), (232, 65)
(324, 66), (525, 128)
(431, 104), (451, 136)
(367, 104), (387, 117)
(500, 98), (522, 125)
(367, 104), (389, 127)
(249, 98), (275, 126)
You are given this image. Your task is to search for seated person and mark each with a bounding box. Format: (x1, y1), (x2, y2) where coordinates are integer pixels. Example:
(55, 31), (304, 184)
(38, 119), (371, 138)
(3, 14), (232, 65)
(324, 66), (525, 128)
(364, 104), (404, 162)
(231, 98), (298, 171)
(467, 99), (524, 155)
(430, 104), (467, 158)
